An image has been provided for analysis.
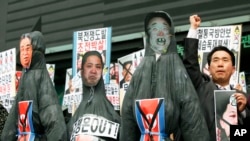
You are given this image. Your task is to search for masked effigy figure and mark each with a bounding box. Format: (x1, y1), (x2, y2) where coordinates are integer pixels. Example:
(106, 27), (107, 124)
(1, 31), (67, 141)
(120, 11), (210, 141)
(67, 51), (121, 141)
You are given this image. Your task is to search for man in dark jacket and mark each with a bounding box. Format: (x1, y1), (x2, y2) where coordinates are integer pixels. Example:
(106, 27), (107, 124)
(183, 15), (250, 141)
(120, 11), (210, 141)
(1, 31), (67, 140)
(67, 51), (121, 141)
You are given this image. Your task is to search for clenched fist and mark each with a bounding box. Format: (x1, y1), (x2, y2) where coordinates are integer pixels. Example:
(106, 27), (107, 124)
(190, 15), (201, 29)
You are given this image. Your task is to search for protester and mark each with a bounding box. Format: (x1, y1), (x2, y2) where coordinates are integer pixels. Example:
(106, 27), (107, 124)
(183, 14), (250, 140)
(120, 11), (210, 141)
(1, 31), (67, 140)
(67, 51), (120, 141)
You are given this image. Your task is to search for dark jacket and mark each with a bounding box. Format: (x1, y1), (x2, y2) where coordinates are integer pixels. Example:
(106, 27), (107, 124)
(67, 74), (121, 141)
(120, 12), (210, 141)
(183, 38), (250, 141)
(1, 31), (67, 141)
(0, 104), (8, 138)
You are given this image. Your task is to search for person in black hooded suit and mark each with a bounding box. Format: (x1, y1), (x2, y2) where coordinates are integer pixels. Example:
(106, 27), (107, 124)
(67, 51), (121, 141)
(120, 11), (210, 141)
(1, 31), (67, 140)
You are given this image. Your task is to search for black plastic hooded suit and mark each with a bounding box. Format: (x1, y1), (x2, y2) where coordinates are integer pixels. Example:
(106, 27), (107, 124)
(120, 11), (210, 141)
(1, 31), (67, 141)
(67, 51), (121, 141)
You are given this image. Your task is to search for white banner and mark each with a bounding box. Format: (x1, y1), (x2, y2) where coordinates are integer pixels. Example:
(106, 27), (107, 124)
(71, 114), (119, 140)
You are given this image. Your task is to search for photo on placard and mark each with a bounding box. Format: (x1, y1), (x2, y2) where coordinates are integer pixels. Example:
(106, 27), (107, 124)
(201, 52), (210, 76)
(118, 49), (145, 113)
(109, 62), (119, 85)
(46, 64), (55, 84)
(214, 90), (237, 141)
(64, 68), (80, 95)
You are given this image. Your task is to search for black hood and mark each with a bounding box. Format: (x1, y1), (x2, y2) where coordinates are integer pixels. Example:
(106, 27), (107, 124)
(30, 31), (46, 54)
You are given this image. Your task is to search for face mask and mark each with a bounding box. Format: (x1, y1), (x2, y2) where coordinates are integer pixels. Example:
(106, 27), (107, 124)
(148, 23), (171, 54)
